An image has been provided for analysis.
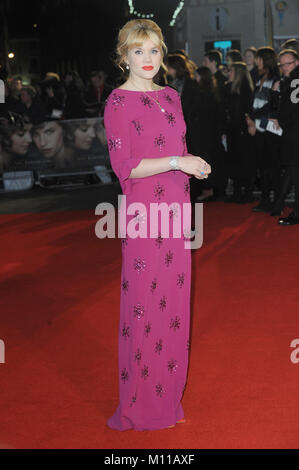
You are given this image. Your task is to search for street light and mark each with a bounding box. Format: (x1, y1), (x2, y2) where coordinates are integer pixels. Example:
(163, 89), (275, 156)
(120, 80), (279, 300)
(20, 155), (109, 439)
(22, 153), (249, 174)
(8, 52), (15, 59)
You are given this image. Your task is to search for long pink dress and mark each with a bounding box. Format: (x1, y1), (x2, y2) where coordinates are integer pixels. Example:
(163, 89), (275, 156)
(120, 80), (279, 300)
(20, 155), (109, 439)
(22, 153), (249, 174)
(104, 85), (192, 431)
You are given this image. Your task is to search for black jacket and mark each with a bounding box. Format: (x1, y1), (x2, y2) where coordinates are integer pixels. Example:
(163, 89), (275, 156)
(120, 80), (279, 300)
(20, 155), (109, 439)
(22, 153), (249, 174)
(180, 76), (219, 158)
(277, 65), (299, 166)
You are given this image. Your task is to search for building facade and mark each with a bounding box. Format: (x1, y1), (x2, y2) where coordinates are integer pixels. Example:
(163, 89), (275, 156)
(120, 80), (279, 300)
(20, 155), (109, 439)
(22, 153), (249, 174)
(173, 0), (299, 64)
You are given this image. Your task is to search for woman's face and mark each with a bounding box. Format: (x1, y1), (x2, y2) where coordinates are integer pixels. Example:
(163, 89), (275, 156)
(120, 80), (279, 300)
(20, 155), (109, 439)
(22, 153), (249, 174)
(226, 56), (232, 67)
(10, 126), (32, 155)
(221, 65), (229, 78)
(126, 37), (162, 82)
(167, 66), (176, 79)
(74, 123), (96, 150)
(227, 67), (235, 82)
(32, 122), (64, 157)
(20, 90), (32, 106)
(245, 51), (255, 66)
(256, 56), (263, 72)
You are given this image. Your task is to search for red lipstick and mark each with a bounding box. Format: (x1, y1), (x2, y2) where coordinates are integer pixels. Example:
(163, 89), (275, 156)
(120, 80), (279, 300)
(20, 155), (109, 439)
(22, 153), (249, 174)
(142, 66), (154, 71)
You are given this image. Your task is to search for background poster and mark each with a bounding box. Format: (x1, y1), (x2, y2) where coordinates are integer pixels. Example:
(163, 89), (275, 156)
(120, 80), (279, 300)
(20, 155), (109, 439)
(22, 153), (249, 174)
(0, 117), (111, 173)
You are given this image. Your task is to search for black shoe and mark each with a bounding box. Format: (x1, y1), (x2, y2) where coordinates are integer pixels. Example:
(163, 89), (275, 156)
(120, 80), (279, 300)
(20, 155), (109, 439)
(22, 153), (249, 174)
(278, 211), (299, 225)
(252, 202), (272, 212)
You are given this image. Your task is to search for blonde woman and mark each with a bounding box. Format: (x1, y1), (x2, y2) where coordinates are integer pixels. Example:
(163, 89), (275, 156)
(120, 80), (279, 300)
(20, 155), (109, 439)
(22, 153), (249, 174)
(104, 19), (211, 431)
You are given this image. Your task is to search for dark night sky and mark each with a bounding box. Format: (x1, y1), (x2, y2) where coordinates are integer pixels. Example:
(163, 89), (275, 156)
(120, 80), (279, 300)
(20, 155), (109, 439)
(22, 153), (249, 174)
(8, 0), (180, 77)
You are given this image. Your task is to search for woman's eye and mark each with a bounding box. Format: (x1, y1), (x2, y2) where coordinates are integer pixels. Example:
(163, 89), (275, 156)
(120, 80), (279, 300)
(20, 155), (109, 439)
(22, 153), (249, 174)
(152, 50), (159, 54)
(135, 50), (142, 54)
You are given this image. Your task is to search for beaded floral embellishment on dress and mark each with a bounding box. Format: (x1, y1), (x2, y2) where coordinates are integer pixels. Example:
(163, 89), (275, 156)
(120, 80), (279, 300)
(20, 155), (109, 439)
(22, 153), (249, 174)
(132, 120), (144, 135)
(140, 95), (154, 108)
(154, 134), (166, 152)
(111, 93), (125, 109)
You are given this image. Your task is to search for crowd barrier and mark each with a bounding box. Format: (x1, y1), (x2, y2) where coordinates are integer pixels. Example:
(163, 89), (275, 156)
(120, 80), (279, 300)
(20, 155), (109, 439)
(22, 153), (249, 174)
(0, 117), (114, 191)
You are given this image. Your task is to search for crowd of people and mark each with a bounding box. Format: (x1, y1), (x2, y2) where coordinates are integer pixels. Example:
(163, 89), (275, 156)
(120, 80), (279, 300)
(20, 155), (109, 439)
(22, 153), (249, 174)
(0, 70), (112, 174)
(1, 38), (299, 225)
(0, 69), (113, 123)
(157, 38), (299, 226)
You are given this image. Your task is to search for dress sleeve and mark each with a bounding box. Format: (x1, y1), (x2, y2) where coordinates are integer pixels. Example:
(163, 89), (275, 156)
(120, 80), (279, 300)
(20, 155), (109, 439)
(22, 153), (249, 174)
(103, 93), (143, 195)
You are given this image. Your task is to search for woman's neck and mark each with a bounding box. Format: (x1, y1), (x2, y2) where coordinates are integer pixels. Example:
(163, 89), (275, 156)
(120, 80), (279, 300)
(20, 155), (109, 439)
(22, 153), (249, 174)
(126, 76), (159, 91)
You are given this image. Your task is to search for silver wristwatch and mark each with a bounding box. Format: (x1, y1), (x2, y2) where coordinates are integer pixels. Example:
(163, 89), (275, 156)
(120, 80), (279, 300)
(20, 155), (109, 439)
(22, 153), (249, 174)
(169, 156), (180, 170)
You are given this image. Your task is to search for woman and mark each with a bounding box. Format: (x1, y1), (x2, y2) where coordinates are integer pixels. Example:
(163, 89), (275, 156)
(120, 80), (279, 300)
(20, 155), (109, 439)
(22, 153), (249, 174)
(19, 86), (46, 124)
(244, 47), (259, 85)
(192, 66), (223, 202)
(225, 62), (255, 203)
(63, 118), (106, 175)
(63, 70), (86, 119)
(104, 19), (210, 431)
(0, 113), (33, 172)
(85, 70), (112, 118)
(63, 119), (96, 152)
(226, 49), (243, 66)
(165, 55), (224, 201)
(246, 47), (281, 212)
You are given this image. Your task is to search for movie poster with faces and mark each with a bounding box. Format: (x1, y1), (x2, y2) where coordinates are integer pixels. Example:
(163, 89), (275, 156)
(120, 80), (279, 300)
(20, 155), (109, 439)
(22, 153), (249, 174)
(0, 117), (111, 173)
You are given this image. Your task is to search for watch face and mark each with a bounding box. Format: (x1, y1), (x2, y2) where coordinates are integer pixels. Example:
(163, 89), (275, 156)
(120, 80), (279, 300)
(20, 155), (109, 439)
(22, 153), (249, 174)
(170, 158), (178, 169)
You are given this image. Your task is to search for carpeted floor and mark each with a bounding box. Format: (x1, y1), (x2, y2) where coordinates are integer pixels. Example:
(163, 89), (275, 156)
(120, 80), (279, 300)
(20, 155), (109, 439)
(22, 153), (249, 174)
(0, 202), (299, 449)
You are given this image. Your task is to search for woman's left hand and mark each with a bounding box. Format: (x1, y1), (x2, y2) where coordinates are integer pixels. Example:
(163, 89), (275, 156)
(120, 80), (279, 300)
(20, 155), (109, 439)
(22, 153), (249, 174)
(269, 118), (281, 130)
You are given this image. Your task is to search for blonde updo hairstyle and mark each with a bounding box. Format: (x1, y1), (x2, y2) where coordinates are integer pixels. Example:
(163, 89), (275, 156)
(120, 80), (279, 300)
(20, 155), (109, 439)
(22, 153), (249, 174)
(115, 19), (168, 76)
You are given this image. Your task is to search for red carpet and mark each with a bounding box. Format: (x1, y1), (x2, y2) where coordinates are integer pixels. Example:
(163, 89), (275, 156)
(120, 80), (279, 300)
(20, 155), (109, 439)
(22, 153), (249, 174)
(0, 203), (299, 449)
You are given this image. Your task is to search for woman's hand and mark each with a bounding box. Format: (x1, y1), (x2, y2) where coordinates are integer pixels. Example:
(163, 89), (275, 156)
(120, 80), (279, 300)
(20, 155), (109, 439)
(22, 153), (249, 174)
(269, 118), (281, 130)
(245, 113), (255, 127)
(245, 114), (256, 136)
(272, 81), (280, 92)
(179, 155), (211, 179)
(248, 124), (256, 136)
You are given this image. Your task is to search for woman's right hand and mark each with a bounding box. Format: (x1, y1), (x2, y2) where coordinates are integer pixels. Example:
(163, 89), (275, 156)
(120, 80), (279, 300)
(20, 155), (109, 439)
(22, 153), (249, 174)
(179, 155), (211, 179)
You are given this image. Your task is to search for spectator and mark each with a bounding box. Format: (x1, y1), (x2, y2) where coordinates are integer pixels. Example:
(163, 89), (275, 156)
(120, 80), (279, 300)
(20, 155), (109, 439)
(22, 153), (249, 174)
(85, 70), (112, 117)
(244, 47), (259, 85)
(39, 72), (66, 119)
(224, 62), (255, 203)
(165, 53), (200, 146)
(280, 38), (299, 56)
(9, 77), (23, 99)
(246, 47), (281, 213)
(226, 49), (243, 66)
(19, 86), (47, 123)
(170, 49), (198, 74)
(203, 49), (226, 96)
(63, 70), (86, 119)
(202, 49), (228, 195)
(219, 63), (229, 80)
(192, 66), (225, 202)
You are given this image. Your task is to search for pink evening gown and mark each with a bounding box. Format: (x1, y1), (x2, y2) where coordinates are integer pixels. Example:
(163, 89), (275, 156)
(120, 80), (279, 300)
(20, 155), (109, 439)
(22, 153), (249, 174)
(103, 85), (192, 431)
